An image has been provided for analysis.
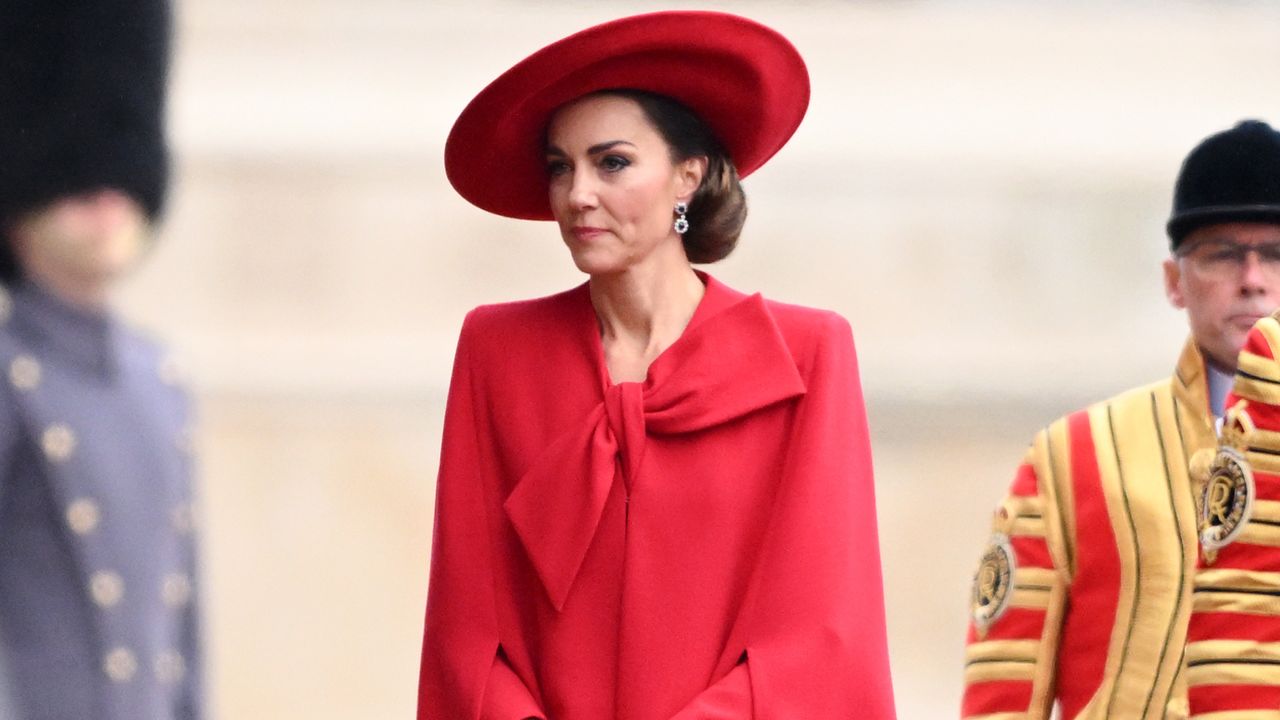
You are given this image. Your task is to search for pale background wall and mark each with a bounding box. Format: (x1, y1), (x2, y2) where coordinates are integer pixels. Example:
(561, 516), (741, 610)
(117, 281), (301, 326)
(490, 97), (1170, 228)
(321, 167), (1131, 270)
(113, 1), (1280, 717)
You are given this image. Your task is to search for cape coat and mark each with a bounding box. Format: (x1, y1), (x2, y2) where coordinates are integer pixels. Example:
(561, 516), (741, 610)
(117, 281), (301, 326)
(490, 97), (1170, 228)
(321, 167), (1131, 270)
(416, 275), (895, 720)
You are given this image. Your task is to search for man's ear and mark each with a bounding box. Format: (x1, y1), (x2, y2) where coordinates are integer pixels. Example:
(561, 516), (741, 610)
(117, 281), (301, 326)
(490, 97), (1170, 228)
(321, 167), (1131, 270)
(1163, 256), (1186, 309)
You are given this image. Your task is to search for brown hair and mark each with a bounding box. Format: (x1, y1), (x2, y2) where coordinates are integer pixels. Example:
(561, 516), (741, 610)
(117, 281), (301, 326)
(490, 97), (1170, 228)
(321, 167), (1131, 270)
(602, 90), (747, 263)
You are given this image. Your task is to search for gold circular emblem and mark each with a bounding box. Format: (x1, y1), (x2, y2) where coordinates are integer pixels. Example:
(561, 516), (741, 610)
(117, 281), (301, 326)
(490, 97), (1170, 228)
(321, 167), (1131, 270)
(972, 533), (1016, 632)
(1199, 446), (1254, 553)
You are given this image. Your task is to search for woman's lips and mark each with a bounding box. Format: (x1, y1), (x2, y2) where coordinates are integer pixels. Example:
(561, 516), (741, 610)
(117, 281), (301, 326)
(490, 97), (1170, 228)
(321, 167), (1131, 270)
(571, 227), (607, 241)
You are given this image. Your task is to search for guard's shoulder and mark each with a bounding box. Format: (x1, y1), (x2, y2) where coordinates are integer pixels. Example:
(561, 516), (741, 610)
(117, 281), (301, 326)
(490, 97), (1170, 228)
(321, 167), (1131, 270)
(1089, 375), (1173, 416)
(116, 322), (192, 399)
(1034, 375), (1173, 451)
(117, 322), (167, 361)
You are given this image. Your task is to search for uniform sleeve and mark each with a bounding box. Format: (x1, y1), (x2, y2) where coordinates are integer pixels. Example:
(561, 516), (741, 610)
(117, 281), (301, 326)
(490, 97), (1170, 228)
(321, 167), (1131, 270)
(417, 314), (545, 720)
(177, 554), (203, 720)
(178, 395), (204, 720)
(0, 368), (15, 713)
(0, 369), (16, 530)
(691, 314), (896, 719)
(960, 442), (1071, 719)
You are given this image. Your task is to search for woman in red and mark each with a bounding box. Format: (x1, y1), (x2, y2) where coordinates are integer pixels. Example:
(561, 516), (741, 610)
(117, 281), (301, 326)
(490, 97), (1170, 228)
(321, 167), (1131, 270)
(418, 11), (896, 720)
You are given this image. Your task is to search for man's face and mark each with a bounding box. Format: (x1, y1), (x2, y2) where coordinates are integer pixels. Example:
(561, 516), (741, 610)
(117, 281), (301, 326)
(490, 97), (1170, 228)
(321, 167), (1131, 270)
(8, 188), (148, 301)
(1164, 221), (1280, 371)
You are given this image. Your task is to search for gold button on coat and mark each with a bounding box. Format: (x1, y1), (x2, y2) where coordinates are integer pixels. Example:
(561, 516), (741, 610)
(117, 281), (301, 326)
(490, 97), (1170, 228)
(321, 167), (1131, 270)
(65, 498), (100, 535)
(154, 650), (186, 683)
(161, 573), (192, 608)
(90, 571), (125, 608)
(103, 648), (137, 682)
(8, 355), (41, 390)
(41, 424), (76, 462)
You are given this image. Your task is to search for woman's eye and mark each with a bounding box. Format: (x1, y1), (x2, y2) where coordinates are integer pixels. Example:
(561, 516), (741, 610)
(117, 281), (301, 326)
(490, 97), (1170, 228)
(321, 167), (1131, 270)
(600, 155), (630, 172)
(546, 160), (570, 177)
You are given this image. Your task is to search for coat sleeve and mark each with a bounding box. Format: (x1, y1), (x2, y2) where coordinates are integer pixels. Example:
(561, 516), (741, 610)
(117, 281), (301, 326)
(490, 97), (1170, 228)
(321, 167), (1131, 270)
(688, 313), (896, 719)
(0, 364), (14, 714)
(176, 392), (204, 720)
(417, 313), (545, 720)
(0, 366), (16, 532)
(177, 541), (204, 720)
(960, 435), (1070, 719)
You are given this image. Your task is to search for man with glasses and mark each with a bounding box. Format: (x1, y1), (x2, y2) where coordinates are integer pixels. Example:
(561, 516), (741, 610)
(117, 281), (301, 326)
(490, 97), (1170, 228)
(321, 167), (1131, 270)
(961, 120), (1280, 720)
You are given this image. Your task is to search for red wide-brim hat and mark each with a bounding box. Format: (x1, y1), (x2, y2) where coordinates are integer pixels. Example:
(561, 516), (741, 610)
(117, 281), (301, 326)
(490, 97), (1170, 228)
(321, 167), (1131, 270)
(444, 10), (810, 220)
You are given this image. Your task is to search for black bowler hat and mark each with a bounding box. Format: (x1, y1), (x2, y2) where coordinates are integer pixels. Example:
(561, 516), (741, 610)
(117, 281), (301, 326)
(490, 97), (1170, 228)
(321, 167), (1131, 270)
(1168, 120), (1280, 249)
(0, 0), (173, 281)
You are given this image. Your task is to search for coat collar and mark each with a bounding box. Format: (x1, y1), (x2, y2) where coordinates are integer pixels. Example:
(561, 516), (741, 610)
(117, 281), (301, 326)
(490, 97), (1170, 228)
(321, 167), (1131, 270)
(506, 274), (806, 611)
(2, 279), (118, 378)
(1172, 337), (1217, 452)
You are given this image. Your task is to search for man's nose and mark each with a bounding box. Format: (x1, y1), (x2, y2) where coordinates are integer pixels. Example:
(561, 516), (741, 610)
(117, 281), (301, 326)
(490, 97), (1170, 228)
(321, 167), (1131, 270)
(1240, 248), (1270, 294)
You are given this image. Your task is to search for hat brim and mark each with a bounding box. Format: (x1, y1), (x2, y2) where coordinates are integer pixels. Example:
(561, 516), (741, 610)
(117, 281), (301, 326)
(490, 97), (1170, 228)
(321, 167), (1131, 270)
(1168, 204), (1280, 247)
(444, 11), (810, 220)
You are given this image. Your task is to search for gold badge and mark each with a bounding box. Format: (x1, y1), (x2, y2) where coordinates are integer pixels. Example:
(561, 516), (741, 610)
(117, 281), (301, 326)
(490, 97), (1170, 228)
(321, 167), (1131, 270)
(1198, 445), (1254, 563)
(972, 533), (1016, 634)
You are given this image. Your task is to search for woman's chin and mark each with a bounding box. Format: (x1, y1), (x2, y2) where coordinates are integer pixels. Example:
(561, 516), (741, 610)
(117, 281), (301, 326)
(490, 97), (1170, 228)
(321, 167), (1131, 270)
(568, 250), (627, 277)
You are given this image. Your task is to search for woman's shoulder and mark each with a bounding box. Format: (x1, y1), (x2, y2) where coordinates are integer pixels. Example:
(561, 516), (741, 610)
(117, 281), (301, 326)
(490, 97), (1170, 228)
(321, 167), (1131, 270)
(461, 284), (588, 341)
(707, 274), (851, 340)
(751, 297), (859, 384)
(759, 296), (854, 351)
(761, 297), (850, 332)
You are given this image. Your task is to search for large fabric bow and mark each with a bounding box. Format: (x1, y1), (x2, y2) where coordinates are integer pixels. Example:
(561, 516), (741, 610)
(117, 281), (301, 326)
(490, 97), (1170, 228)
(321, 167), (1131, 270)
(504, 295), (807, 611)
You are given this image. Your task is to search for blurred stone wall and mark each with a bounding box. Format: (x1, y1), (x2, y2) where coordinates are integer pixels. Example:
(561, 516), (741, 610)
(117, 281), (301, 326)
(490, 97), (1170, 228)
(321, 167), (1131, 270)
(113, 1), (1280, 717)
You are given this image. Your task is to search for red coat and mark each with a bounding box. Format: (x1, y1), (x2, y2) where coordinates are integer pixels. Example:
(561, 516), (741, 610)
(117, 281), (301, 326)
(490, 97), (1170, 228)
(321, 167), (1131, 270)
(416, 274), (896, 720)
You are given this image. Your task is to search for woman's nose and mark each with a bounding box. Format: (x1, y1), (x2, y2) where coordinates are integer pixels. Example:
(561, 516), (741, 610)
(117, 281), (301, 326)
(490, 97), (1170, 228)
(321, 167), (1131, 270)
(568, 168), (598, 210)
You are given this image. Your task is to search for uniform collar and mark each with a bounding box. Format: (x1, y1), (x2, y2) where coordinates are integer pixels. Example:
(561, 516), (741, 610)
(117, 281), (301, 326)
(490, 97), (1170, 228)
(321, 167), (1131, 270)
(1172, 337), (1218, 448)
(1205, 362), (1234, 418)
(4, 279), (118, 378)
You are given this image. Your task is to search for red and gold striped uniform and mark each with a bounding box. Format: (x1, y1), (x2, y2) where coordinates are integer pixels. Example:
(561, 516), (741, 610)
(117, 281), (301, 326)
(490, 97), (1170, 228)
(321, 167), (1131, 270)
(1185, 314), (1280, 718)
(963, 339), (1217, 719)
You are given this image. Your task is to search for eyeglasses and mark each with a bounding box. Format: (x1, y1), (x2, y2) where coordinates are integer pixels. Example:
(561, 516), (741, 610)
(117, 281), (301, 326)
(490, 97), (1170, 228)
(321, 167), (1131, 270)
(1177, 239), (1280, 280)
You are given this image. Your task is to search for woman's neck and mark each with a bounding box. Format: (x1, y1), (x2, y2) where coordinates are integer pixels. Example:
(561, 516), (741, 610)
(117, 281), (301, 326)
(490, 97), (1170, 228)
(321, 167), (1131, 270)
(590, 255), (705, 384)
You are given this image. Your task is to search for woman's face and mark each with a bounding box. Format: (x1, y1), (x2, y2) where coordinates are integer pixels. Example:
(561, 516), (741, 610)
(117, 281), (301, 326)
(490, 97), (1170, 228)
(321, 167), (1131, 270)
(545, 94), (703, 276)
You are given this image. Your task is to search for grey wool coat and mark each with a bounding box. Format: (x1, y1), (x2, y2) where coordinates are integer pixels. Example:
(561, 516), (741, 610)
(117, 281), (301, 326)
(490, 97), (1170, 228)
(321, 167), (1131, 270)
(0, 279), (201, 719)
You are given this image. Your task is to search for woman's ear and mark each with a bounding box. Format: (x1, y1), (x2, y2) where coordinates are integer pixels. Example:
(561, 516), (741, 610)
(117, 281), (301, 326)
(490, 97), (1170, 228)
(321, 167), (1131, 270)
(675, 156), (708, 202)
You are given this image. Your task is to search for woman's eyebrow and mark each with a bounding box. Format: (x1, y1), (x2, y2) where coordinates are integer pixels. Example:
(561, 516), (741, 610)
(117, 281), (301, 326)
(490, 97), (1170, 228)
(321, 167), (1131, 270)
(545, 140), (636, 157)
(586, 140), (635, 155)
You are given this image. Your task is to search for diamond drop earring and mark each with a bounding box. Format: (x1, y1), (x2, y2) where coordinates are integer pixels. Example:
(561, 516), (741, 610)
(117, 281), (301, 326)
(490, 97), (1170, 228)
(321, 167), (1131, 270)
(673, 202), (689, 235)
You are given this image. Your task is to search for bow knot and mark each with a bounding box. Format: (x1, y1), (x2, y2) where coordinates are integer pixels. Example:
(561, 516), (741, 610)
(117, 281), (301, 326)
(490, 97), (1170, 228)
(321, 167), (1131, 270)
(503, 295), (806, 611)
(604, 382), (646, 486)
